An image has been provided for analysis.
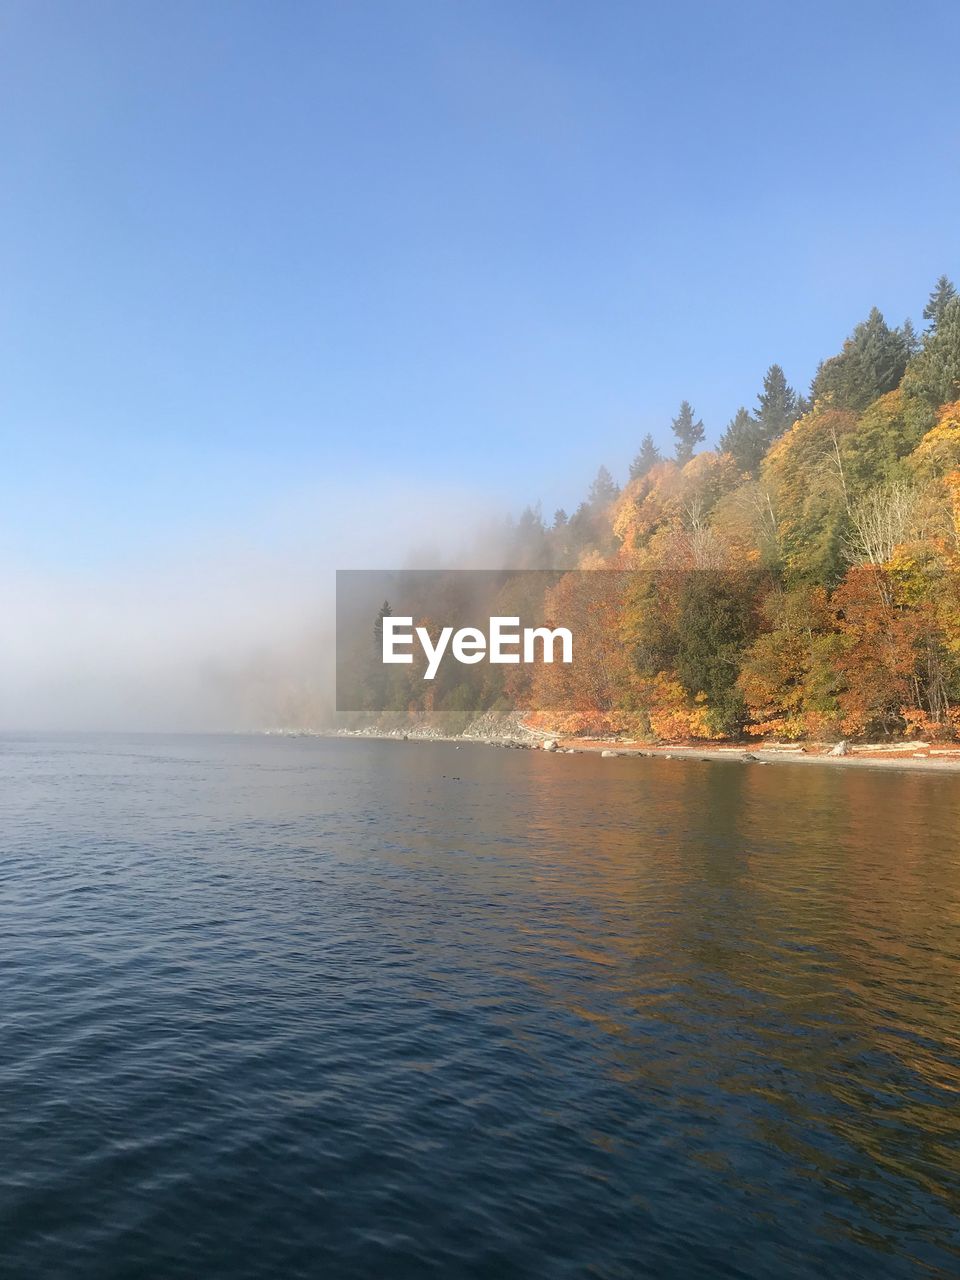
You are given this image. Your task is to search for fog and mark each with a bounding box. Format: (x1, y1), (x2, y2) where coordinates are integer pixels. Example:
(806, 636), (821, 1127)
(0, 481), (500, 732)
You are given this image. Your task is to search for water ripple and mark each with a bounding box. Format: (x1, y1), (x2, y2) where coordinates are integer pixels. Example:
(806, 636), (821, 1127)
(2, 734), (959, 1278)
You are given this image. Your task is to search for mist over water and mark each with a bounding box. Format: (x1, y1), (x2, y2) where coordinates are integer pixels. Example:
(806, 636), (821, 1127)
(0, 482), (501, 731)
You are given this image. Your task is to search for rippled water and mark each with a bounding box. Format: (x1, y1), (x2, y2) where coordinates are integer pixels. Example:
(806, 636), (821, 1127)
(2, 735), (960, 1278)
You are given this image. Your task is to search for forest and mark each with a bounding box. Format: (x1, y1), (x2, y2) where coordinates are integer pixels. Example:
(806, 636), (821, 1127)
(351, 276), (960, 742)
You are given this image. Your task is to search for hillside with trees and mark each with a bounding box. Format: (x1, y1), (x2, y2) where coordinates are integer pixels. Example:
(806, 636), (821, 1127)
(356, 276), (960, 743)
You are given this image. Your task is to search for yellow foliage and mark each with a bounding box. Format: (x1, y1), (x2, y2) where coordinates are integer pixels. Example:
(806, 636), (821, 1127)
(910, 400), (960, 477)
(646, 677), (719, 741)
(945, 471), (960, 541)
(610, 453), (741, 565)
(610, 461), (682, 550)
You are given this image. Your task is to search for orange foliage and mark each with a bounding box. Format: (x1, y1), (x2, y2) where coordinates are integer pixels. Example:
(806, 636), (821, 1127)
(910, 399), (960, 476)
(833, 567), (926, 737)
(644, 677), (718, 741)
(528, 570), (633, 734)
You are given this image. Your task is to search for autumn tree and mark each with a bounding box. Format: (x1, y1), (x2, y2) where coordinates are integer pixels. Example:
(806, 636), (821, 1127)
(762, 407), (859, 582)
(845, 482), (925, 571)
(394, 268), (960, 746)
(738, 586), (843, 739)
(833, 567), (925, 737)
(909, 399), (960, 479)
(529, 570), (633, 734)
(839, 390), (922, 493)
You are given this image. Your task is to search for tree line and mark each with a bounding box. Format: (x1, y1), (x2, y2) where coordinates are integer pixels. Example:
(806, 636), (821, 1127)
(361, 275), (960, 741)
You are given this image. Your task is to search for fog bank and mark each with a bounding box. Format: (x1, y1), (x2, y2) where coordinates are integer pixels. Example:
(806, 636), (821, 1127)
(1, 481), (497, 731)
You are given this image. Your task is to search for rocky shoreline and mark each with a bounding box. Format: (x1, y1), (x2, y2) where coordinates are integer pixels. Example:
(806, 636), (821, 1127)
(268, 718), (960, 773)
(548, 738), (960, 772)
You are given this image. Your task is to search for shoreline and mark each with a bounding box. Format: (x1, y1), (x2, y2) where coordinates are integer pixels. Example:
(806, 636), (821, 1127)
(322, 726), (960, 773)
(551, 738), (960, 773)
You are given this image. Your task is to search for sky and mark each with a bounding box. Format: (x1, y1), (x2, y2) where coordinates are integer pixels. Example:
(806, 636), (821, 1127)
(1, 0), (959, 726)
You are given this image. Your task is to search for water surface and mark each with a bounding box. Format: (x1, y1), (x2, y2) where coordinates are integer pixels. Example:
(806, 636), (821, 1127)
(2, 735), (959, 1277)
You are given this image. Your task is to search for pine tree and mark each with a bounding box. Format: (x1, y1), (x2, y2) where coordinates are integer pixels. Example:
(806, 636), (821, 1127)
(810, 308), (909, 411)
(901, 317), (921, 359)
(719, 407), (763, 473)
(671, 401), (705, 465)
(587, 465), (620, 507)
(754, 364), (800, 448)
(566, 501), (594, 556)
(552, 508), (568, 528)
(903, 295), (960, 411)
(629, 433), (662, 480)
(512, 504), (548, 568)
(923, 275), (957, 330)
(374, 601), (392, 652)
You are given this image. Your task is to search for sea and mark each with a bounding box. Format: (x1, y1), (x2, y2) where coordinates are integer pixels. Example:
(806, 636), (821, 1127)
(2, 733), (959, 1278)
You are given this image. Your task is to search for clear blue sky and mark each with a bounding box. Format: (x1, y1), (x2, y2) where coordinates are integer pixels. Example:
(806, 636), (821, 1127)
(3, 0), (959, 570)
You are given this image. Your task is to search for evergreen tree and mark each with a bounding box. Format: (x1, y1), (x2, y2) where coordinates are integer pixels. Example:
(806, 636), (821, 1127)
(374, 600), (392, 652)
(671, 401), (705, 465)
(754, 364), (800, 448)
(902, 295), (960, 412)
(629, 433), (662, 480)
(719, 407), (763, 473)
(517, 502), (545, 533)
(552, 507), (568, 528)
(810, 308), (909, 411)
(513, 503), (548, 566)
(901, 317), (921, 359)
(566, 501), (594, 556)
(674, 573), (758, 737)
(587, 465), (620, 507)
(923, 275), (957, 330)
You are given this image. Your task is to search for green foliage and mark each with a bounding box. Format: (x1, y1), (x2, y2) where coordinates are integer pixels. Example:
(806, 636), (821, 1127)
(351, 271), (960, 744)
(671, 400), (705, 465)
(374, 599), (392, 644)
(629, 432), (662, 480)
(923, 275), (957, 330)
(902, 296), (960, 417)
(737, 587), (844, 739)
(810, 308), (910, 412)
(719, 367), (801, 475)
(673, 573), (760, 735)
(755, 364), (801, 446)
(511, 504), (549, 568)
(719, 407), (762, 473)
(838, 390), (922, 492)
(626, 572), (762, 737)
(588, 465), (620, 507)
(901, 317), (921, 358)
(762, 408), (858, 583)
